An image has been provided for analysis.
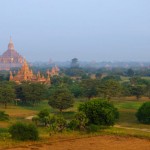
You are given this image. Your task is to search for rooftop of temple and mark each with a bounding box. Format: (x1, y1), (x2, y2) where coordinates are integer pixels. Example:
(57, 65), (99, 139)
(0, 38), (24, 70)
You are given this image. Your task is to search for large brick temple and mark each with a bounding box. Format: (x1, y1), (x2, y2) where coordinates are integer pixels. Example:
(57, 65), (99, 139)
(0, 38), (59, 84)
(0, 38), (24, 70)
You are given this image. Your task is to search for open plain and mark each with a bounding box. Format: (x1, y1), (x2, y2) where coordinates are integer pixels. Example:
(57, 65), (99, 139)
(4, 135), (150, 150)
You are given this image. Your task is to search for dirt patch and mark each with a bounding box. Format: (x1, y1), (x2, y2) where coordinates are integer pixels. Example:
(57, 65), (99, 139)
(5, 135), (150, 150)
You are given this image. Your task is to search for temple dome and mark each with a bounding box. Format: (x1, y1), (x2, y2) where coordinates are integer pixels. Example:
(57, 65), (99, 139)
(0, 37), (24, 70)
(1, 38), (23, 61)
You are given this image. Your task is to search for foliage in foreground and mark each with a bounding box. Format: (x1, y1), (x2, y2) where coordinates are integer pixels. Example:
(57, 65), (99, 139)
(68, 112), (88, 131)
(79, 99), (119, 126)
(9, 122), (39, 141)
(0, 111), (9, 121)
(136, 102), (150, 124)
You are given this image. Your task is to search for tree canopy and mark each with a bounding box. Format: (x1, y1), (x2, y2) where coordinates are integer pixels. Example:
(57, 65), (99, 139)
(0, 82), (16, 108)
(48, 86), (74, 112)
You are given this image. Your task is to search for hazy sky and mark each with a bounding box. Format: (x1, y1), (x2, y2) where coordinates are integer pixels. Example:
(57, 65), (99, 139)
(0, 0), (150, 62)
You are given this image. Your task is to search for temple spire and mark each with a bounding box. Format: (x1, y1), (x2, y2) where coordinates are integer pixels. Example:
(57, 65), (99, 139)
(8, 36), (14, 50)
(10, 36), (13, 43)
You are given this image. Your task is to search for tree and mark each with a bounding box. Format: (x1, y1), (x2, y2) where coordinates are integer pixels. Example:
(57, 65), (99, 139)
(69, 83), (83, 98)
(127, 68), (134, 77)
(130, 85), (144, 100)
(51, 76), (63, 86)
(79, 99), (119, 126)
(16, 82), (46, 106)
(81, 79), (99, 99)
(121, 82), (132, 96)
(98, 80), (121, 100)
(129, 76), (149, 86)
(136, 102), (150, 124)
(65, 68), (86, 77)
(48, 87), (74, 112)
(101, 75), (121, 82)
(145, 83), (150, 99)
(71, 58), (79, 68)
(0, 84), (16, 108)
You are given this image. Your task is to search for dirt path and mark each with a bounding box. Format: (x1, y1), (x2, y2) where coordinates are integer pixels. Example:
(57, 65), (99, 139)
(5, 135), (150, 150)
(115, 125), (150, 132)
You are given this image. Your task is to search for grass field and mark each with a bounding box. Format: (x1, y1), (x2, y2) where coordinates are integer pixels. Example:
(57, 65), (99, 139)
(0, 97), (150, 149)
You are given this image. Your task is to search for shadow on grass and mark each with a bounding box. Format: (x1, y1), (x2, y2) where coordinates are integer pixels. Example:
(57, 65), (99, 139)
(53, 111), (76, 120)
(63, 111), (76, 120)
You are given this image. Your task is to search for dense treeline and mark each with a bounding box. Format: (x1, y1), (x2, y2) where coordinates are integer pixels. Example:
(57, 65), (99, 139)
(1, 66), (150, 108)
(0, 75), (150, 109)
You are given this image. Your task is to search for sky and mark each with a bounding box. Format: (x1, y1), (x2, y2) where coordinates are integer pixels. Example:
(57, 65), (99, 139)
(0, 0), (150, 62)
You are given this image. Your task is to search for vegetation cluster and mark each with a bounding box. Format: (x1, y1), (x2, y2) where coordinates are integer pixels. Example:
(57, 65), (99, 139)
(1, 61), (150, 143)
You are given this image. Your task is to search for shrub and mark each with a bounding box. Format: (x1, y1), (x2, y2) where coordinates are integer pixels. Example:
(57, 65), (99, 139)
(75, 112), (88, 130)
(48, 115), (58, 133)
(136, 102), (150, 124)
(86, 124), (99, 133)
(68, 112), (88, 131)
(55, 116), (67, 132)
(48, 115), (67, 133)
(67, 119), (78, 130)
(79, 99), (119, 126)
(38, 109), (49, 118)
(0, 128), (10, 140)
(32, 116), (39, 126)
(38, 109), (50, 126)
(0, 111), (9, 121)
(9, 122), (39, 141)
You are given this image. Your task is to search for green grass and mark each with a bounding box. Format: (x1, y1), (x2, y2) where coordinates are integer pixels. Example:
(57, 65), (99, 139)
(120, 76), (130, 83)
(141, 76), (150, 80)
(20, 100), (51, 111)
(112, 99), (150, 130)
(103, 127), (150, 139)
(120, 76), (150, 82)
(1, 97), (150, 148)
(114, 101), (143, 110)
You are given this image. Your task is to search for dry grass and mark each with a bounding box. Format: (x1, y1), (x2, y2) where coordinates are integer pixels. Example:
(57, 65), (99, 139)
(0, 97), (150, 149)
(0, 106), (37, 118)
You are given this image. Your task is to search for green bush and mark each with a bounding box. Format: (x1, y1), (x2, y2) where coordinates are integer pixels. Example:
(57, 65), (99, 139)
(55, 116), (67, 132)
(79, 99), (119, 126)
(86, 124), (99, 133)
(38, 109), (50, 126)
(0, 128), (10, 140)
(9, 122), (39, 141)
(67, 119), (78, 130)
(0, 111), (9, 121)
(136, 102), (150, 124)
(38, 109), (49, 118)
(48, 115), (67, 133)
(74, 112), (88, 130)
(32, 116), (39, 126)
(68, 112), (88, 131)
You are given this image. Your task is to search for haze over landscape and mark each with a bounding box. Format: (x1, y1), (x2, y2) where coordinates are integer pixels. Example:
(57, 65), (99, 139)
(1, 1), (150, 150)
(0, 0), (150, 62)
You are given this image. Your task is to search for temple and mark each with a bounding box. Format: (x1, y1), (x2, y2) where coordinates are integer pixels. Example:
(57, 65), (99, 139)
(0, 38), (24, 70)
(9, 60), (59, 84)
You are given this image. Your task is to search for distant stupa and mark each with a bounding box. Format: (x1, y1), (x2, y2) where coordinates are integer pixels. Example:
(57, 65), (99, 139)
(0, 37), (24, 70)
